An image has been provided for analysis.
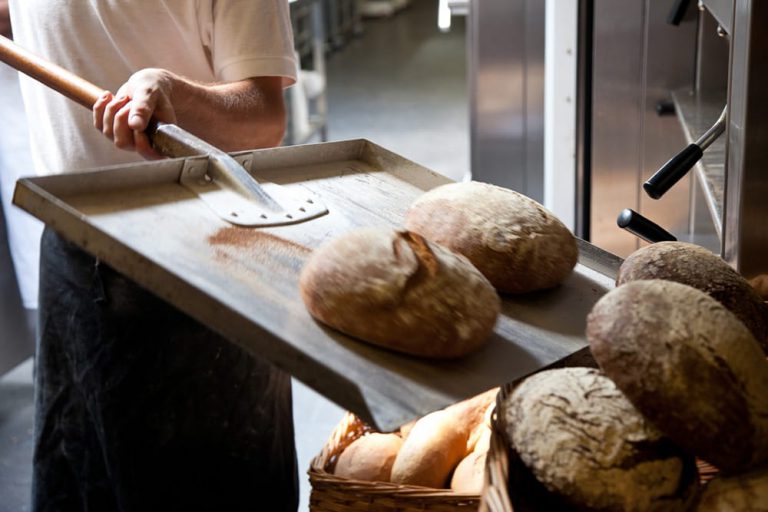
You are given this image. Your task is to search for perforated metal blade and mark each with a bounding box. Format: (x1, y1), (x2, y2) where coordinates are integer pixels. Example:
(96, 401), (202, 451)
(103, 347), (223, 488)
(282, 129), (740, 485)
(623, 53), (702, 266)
(154, 123), (328, 227)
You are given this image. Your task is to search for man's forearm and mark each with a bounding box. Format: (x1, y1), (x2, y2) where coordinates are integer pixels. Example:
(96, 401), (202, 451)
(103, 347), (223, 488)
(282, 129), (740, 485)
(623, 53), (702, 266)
(95, 69), (288, 158)
(171, 75), (287, 151)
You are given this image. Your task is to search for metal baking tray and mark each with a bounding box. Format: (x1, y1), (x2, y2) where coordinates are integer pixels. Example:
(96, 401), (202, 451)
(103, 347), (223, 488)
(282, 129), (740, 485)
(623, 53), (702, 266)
(14, 139), (620, 431)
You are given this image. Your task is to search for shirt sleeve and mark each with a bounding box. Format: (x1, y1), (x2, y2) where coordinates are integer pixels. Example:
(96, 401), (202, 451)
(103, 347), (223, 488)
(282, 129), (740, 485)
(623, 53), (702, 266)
(210, 0), (297, 87)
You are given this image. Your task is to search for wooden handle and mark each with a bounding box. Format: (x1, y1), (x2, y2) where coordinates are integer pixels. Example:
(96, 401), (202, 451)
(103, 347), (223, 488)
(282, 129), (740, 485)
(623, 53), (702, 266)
(0, 34), (105, 109)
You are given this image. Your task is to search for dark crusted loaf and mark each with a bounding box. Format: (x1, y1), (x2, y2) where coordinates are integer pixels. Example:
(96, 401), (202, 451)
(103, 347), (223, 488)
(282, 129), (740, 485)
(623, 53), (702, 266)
(588, 280), (768, 473)
(617, 241), (768, 353)
(500, 367), (698, 511)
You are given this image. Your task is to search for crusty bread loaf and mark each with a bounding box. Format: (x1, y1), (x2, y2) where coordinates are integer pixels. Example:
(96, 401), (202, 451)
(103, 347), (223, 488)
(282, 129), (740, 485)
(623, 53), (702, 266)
(500, 367), (698, 511)
(404, 181), (577, 294)
(334, 433), (403, 482)
(587, 280), (768, 473)
(299, 227), (500, 358)
(390, 410), (467, 488)
(450, 449), (487, 494)
(696, 466), (768, 511)
(617, 241), (768, 352)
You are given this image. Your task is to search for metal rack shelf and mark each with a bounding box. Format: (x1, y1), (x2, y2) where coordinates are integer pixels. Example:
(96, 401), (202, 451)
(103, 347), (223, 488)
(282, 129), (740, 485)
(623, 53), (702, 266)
(671, 88), (727, 238)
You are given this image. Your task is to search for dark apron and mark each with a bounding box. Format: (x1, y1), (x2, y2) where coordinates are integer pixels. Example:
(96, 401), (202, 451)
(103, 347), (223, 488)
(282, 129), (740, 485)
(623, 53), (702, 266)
(33, 228), (298, 511)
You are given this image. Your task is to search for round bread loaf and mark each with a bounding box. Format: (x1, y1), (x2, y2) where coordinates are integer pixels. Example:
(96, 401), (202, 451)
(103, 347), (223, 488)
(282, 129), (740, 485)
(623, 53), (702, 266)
(696, 466), (768, 511)
(299, 227), (500, 358)
(587, 280), (768, 473)
(618, 241), (768, 352)
(500, 367), (698, 511)
(390, 410), (467, 488)
(334, 433), (403, 482)
(450, 449), (487, 494)
(404, 181), (578, 294)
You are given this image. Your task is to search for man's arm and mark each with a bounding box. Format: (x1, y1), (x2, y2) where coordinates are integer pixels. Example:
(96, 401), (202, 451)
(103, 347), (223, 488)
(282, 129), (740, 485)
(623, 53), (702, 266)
(93, 69), (286, 159)
(0, 0), (12, 38)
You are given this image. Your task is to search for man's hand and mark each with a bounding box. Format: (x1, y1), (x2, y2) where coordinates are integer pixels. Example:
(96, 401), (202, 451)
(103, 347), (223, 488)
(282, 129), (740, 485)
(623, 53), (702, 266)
(93, 68), (175, 160)
(93, 68), (286, 159)
(1, 0), (12, 38)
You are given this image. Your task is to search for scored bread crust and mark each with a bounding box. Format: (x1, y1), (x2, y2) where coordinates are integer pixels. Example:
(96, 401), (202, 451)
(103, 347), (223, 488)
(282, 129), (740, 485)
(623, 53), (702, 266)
(501, 368), (698, 511)
(299, 227), (500, 358)
(404, 182), (578, 294)
(587, 280), (768, 473)
(618, 241), (768, 352)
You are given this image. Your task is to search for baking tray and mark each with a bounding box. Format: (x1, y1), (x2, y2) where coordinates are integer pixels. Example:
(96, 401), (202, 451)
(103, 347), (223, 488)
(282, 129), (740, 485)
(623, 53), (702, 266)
(14, 139), (621, 431)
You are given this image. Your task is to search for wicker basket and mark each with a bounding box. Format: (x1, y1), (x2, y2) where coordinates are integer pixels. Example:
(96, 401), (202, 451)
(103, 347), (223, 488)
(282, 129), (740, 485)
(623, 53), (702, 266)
(479, 385), (722, 512)
(309, 412), (481, 511)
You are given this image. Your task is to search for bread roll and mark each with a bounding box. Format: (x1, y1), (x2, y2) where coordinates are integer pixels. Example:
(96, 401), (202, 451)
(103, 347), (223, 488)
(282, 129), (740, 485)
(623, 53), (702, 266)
(390, 410), (466, 488)
(696, 466), (768, 511)
(587, 280), (768, 473)
(500, 368), (698, 511)
(443, 387), (498, 454)
(618, 241), (768, 352)
(404, 181), (577, 294)
(450, 449), (487, 494)
(299, 227), (500, 358)
(334, 433), (403, 482)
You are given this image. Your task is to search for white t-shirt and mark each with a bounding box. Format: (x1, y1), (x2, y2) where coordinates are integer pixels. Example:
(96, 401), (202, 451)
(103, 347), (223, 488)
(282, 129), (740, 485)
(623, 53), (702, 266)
(9, 0), (298, 176)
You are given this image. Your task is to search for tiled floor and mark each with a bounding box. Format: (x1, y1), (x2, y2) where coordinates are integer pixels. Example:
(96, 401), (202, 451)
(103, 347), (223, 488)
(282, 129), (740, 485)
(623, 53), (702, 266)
(0, 1), (468, 510)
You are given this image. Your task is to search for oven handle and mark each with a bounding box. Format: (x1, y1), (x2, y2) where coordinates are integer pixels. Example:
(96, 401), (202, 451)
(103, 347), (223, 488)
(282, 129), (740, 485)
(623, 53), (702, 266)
(643, 105), (727, 200)
(617, 208), (678, 244)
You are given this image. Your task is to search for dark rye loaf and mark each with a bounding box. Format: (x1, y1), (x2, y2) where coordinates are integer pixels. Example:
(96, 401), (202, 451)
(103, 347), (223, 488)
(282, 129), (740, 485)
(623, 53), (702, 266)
(500, 368), (698, 511)
(299, 227), (500, 359)
(404, 181), (577, 294)
(617, 241), (768, 353)
(587, 280), (768, 473)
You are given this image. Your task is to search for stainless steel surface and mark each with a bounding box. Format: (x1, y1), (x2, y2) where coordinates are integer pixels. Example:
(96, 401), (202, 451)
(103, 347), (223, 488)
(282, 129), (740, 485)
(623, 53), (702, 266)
(696, 6), (730, 93)
(723, 0), (768, 278)
(701, 0), (734, 34)
(154, 123), (328, 227)
(469, 0), (545, 200)
(591, 0), (697, 257)
(12, 139), (618, 431)
(671, 89), (726, 238)
(575, 238), (622, 280)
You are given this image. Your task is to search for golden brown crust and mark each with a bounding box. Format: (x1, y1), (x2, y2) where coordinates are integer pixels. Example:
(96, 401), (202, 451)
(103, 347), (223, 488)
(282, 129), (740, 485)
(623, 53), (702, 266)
(334, 433), (403, 482)
(404, 181), (578, 294)
(587, 280), (768, 473)
(299, 227), (500, 358)
(617, 241), (768, 353)
(390, 410), (467, 488)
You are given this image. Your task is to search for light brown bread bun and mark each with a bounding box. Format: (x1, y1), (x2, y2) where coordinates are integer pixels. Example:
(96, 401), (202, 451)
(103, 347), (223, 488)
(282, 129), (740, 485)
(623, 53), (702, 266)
(618, 241), (768, 352)
(299, 227), (500, 358)
(450, 449), (487, 494)
(443, 387), (498, 454)
(334, 433), (403, 482)
(404, 181), (577, 294)
(390, 410), (467, 488)
(696, 466), (768, 511)
(587, 280), (768, 473)
(500, 368), (698, 511)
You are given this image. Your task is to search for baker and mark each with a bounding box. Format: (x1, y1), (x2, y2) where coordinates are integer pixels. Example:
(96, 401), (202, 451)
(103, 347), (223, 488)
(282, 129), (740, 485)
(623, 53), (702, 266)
(8, 1), (299, 510)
